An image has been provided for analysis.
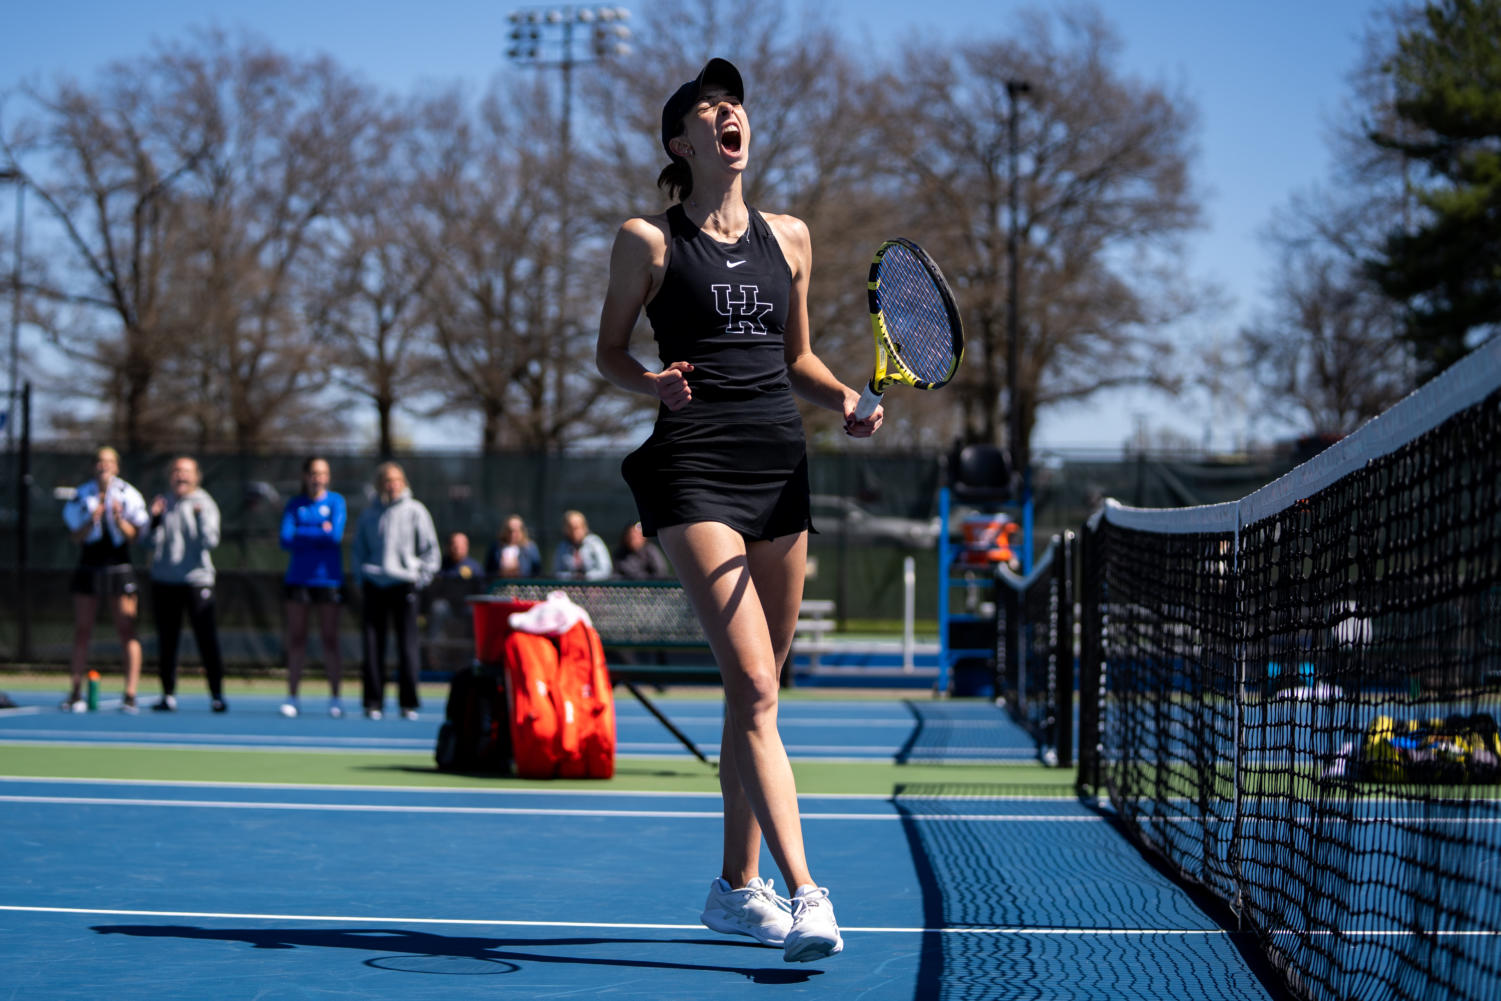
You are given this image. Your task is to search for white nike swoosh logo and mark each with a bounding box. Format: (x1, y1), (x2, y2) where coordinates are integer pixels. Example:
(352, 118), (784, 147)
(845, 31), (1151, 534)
(726, 260), (748, 268)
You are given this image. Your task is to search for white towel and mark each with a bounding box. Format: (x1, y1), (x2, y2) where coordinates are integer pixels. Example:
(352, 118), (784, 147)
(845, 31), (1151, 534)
(507, 590), (594, 636)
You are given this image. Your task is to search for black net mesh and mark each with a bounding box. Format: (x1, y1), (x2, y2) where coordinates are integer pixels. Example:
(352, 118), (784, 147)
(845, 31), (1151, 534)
(995, 533), (1076, 766)
(1078, 348), (1501, 1001)
(481, 580), (705, 646)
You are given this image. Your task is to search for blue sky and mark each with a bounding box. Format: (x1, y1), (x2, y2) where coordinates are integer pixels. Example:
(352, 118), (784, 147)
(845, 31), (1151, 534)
(0, 0), (1384, 452)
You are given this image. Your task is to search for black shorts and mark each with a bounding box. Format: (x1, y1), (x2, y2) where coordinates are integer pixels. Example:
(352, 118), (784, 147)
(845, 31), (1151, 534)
(283, 584), (343, 605)
(621, 415), (813, 542)
(70, 564), (139, 598)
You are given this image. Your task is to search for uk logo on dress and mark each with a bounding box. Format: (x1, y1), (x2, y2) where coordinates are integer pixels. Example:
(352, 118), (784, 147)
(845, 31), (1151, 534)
(711, 283), (773, 336)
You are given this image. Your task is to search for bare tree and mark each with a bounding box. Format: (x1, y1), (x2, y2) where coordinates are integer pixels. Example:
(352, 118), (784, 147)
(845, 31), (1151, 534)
(1, 65), (203, 449)
(870, 4), (1208, 474)
(1241, 211), (1410, 436)
(161, 36), (380, 452)
(409, 83), (619, 451)
(2, 31), (378, 451)
(1234, 4), (1417, 436)
(307, 99), (437, 458)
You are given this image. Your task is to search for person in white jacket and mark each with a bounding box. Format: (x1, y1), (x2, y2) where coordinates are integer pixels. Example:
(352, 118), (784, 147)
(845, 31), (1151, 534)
(351, 462), (439, 720)
(61, 447), (150, 712)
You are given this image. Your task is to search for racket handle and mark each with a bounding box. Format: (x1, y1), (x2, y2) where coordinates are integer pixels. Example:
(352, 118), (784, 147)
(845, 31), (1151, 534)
(854, 383), (884, 420)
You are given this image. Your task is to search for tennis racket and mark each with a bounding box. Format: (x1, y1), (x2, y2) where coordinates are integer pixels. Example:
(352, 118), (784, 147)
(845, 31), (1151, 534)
(853, 238), (965, 420)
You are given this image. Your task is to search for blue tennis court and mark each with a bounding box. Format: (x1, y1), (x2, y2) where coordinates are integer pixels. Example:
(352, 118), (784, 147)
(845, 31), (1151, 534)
(0, 772), (1282, 1000)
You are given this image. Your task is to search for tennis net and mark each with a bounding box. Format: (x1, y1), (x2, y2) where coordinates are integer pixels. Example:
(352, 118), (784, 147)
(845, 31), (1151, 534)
(994, 531), (1075, 766)
(1077, 338), (1501, 1001)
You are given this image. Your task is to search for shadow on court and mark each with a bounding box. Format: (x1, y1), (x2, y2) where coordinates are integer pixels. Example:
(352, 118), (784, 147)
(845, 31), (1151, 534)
(91, 925), (823, 985)
(892, 784), (1290, 1001)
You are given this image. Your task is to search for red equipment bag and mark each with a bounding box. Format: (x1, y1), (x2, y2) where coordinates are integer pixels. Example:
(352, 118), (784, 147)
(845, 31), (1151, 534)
(472, 597), (616, 779)
(554, 619), (616, 779)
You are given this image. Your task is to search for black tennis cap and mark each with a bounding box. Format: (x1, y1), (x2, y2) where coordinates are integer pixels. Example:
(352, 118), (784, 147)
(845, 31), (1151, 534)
(660, 58), (744, 157)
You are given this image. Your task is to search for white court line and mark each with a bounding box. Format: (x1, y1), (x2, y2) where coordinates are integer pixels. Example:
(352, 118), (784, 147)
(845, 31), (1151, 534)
(0, 738), (1038, 763)
(1140, 813), (1501, 825)
(0, 738), (424, 755)
(631, 717), (1007, 729)
(14, 792), (1480, 826)
(0, 793), (1102, 821)
(0, 732), (1032, 756)
(0, 728), (433, 747)
(2, 904), (1489, 937)
(0, 705), (44, 717)
(624, 741), (1036, 756)
(0, 903), (1225, 935)
(0, 775), (1081, 802)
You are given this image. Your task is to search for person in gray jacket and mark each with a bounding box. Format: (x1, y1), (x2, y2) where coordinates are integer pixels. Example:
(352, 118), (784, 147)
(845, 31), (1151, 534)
(146, 456), (227, 712)
(352, 462), (439, 720)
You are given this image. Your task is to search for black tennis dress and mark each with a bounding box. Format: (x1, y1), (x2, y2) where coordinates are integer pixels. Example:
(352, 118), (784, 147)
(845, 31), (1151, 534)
(621, 204), (813, 541)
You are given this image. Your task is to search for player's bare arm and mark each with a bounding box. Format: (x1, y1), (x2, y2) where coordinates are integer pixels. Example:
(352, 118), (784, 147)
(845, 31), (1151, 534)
(596, 215), (695, 411)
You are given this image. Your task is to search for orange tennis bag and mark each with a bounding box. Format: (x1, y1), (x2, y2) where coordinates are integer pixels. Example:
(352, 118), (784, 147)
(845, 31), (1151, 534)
(486, 601), (614, 779)
(468, 596), (617, 779)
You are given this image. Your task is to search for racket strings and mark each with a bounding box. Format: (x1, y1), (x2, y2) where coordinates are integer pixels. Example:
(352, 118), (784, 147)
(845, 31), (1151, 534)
(875, 245), (958, 384)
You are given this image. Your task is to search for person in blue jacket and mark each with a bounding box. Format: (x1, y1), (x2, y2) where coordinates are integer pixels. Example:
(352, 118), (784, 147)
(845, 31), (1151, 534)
(279, 457), (347, 719)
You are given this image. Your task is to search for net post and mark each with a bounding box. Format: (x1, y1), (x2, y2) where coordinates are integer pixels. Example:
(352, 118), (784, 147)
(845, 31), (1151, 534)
(1229, 500), (1244, 928)
(1003, 574), (1021, 715)
(1055, 530), (1075, 769)
(15, 380), (29, 662)
(1075, 522), (1101, 796)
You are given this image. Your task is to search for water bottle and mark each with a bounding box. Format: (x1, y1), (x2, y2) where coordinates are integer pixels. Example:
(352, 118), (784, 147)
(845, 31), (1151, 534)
(86, 671), (100, 712)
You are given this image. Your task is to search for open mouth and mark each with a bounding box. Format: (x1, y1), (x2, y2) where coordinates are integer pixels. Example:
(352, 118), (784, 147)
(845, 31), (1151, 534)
(720, 124), (743, 154)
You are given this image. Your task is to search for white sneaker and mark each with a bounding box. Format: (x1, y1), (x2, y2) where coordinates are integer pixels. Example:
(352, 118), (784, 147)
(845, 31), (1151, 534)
(700, 877), (792, 947)
(401, 709), (419, 721)
(783, 884), (843, 963)
(279, 702), (299, 718)
(328, 701), (343, 719)
(61, 697), (86, 713)
(365, 708), (383, 721)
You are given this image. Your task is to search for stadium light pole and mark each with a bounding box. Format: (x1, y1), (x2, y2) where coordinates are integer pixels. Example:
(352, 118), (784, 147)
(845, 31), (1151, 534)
(505, 6), (631, 401)
(1005, 79), (1032, 570)
(0, 169), (22, 454)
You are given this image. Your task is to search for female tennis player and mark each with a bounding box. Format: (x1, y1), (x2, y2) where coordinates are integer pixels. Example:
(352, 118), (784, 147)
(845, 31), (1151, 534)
(596, 58), (879, 963)
(60, 446), (150, 712)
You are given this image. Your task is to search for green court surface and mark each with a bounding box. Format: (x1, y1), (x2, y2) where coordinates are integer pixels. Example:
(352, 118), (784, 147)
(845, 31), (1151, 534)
(0, 744), (1071, 796)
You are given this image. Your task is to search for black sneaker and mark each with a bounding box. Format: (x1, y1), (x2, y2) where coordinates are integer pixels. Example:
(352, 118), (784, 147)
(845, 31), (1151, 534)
(151, 695), (178, 712)
(211, 698), (228, 713)
(121, 694), (139, 715)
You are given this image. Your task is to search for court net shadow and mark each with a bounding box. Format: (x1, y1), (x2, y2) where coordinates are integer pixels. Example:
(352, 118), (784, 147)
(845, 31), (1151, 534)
(893, 700), (1035, 764)
(892, 783), (1293, 1001)
(91, 925), (822, 985)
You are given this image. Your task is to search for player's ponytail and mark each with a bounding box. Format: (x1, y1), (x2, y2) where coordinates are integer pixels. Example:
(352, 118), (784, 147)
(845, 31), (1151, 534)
(657, 158), (693, 202)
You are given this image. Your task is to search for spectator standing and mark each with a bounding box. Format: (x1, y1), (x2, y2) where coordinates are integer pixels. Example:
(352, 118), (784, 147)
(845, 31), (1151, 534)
(553, 510), (612, 580)
(146, 456), (228, 713)
(484, 514), (541, 578)
(61, 447), (150, 712)
(612, 521), (671, 580)
(352, 462), (440, 720)
(279, 457), (347, 719)
(440, 532), (484, 579)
